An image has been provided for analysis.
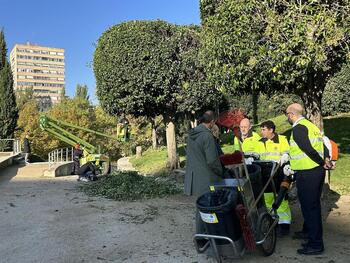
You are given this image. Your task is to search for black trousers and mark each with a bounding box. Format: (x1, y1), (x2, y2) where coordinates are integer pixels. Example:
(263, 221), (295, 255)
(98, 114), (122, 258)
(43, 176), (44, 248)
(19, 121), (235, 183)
(295, 166), (325, 249)
(78, 162), (97, 177)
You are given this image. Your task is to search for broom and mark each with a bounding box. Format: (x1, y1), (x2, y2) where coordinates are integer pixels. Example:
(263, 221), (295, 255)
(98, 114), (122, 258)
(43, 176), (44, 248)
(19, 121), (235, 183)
(235, 204), (256, 251)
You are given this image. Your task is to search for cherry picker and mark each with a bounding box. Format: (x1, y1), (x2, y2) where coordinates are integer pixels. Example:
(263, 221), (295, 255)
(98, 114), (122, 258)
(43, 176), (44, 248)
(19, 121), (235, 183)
(39, 115), (121, 175)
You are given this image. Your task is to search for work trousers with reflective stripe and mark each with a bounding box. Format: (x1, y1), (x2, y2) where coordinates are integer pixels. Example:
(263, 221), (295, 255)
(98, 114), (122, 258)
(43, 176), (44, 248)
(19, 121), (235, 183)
(295, 166), (325, 249)
(264, 192), (291, 224)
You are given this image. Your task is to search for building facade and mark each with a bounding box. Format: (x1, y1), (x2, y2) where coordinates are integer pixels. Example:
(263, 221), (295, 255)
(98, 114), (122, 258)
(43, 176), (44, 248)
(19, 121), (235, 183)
(10, 43), (65, 105)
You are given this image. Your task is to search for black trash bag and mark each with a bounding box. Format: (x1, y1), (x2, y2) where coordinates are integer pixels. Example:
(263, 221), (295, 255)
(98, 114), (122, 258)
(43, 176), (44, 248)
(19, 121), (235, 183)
(246, 164), (266, 208)
(197, 188), (242, 243)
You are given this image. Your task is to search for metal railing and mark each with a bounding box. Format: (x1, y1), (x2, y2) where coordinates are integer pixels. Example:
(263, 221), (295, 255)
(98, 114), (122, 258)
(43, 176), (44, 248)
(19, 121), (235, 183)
(0, 139), (21, 154)
(48, 147), (73, 168)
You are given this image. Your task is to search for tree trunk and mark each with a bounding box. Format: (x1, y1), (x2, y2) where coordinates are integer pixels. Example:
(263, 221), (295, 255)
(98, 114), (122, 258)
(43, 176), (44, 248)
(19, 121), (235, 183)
(301, 83), (324, 131)
(152, 128), (157, 149)
(164, 117), (178, 170)
(190, 111), (197, 128)
(252, 90), (259, 124)
(150, 118), (157, 149)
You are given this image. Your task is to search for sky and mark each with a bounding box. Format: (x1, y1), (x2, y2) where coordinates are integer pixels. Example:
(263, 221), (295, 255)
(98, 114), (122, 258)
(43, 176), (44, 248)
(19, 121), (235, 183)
(0, 0), (201, 103)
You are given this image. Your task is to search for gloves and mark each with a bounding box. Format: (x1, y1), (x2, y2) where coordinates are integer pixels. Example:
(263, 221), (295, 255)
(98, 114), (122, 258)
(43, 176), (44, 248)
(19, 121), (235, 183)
(283, 164), (294, 176)
(244, 157), (254, 165)
(279, 153), (290, 165)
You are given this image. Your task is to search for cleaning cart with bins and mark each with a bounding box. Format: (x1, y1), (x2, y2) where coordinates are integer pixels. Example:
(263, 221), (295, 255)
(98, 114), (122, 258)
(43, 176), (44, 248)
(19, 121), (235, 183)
(193, 153), (288, 262)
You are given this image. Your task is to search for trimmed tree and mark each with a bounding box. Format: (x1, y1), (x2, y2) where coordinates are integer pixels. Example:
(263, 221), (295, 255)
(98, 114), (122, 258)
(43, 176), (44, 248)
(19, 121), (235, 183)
(0, 29), (18, 138)
(94, 20), (220, 169)
(200, 0), (350, 129)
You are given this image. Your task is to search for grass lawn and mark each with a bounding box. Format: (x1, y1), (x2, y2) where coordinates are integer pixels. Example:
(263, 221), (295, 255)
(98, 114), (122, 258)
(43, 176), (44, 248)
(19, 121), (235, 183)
(129, 145), (186, 175)
(129, 114), (350, 194)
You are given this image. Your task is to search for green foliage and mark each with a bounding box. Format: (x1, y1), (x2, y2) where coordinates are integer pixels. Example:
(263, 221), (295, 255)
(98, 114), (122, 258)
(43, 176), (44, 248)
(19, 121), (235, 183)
(79, 171), (182, 201)
(16, 87), (34, 110)
(200, 0), (222, 21)
(0, 139), (10, 151)
(322, 64), (350, 116)
(48, 97), (97, 146)
(0, 29), (6, 69)
(93, 106), (121, 160)
(0, 29), (18, 138)
(75, 84), (89, 101)
(200, 0), (350, 126)
(94, 20), (220, 118)
(330, 153), (350, 195)
(16, 98), (122, 160)
(324, 114), (350, 154)
(16, 100), (60, 158)
(323, 114), (350, 194)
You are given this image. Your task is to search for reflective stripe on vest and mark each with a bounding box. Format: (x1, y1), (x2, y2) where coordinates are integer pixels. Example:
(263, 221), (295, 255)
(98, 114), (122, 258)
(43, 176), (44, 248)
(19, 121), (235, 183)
(258, 135), (290, 161)
(289, 119), (324, 170)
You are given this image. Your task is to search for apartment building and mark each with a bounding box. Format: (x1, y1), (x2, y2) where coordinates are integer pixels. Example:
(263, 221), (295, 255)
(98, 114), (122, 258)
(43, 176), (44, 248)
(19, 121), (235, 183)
(10, 43), (65, 105)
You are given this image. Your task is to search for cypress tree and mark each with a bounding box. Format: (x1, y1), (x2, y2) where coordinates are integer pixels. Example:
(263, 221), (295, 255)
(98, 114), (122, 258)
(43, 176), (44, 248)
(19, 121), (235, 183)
(0, 29), (18, 138)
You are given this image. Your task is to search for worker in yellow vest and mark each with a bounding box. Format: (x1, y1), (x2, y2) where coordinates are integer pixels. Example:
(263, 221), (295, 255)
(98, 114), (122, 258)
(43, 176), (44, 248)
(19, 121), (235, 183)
(233, 118), (261, 155)
(286, 103), (332, 255)
(255, 120), (292, 236)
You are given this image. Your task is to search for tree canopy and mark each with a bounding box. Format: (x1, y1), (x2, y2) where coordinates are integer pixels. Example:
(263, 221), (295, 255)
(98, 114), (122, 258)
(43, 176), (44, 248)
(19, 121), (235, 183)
(200, 0), (350, 128)
(94, 20), (220, 118)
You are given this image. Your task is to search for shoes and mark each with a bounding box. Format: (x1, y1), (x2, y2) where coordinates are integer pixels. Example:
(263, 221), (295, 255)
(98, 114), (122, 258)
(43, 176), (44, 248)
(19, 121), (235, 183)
(293, 231), (308, 240)
(301, 242), (308, 248)
(297, 246), (324, 255)
(79, 177), (90, 182)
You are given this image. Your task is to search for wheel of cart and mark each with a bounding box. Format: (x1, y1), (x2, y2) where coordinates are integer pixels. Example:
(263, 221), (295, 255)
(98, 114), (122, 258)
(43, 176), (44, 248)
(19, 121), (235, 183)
(256, 212), (277, 256)
(193, 158), (280, 263)
(252, 160), (280, 256)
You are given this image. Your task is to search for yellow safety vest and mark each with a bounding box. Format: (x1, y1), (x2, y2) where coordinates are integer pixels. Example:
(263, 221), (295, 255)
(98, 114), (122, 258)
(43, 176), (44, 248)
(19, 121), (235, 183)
(233, 131), (261, 154)
(256, 134), (291, 224)
(256, 135), (289, 161)
(289, 118), (324, 170)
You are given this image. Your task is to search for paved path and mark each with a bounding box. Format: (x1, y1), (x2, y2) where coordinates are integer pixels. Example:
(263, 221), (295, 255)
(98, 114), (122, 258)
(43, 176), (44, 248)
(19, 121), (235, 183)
(1, 163), (350, 263)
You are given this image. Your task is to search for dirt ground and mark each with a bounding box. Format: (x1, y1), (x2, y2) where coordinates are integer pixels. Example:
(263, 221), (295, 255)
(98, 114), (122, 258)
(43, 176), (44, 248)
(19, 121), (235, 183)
(0, 164), (350, 263)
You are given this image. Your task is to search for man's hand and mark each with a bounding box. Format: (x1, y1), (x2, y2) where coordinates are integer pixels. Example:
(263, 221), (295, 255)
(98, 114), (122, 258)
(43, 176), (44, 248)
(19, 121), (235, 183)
(283, 164), (294, 176)
(279, 153), (290, 165)
(323, 157), (333, 170)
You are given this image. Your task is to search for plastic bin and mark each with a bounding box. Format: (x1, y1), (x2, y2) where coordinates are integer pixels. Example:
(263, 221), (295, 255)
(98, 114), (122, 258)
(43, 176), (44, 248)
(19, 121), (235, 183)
(197, 188), (242, 244)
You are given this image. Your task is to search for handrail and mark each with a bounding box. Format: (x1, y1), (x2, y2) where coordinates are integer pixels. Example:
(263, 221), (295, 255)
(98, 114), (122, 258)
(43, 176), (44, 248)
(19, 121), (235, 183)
(0, 139), (21, 154)
(48, 147), (73, 168)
